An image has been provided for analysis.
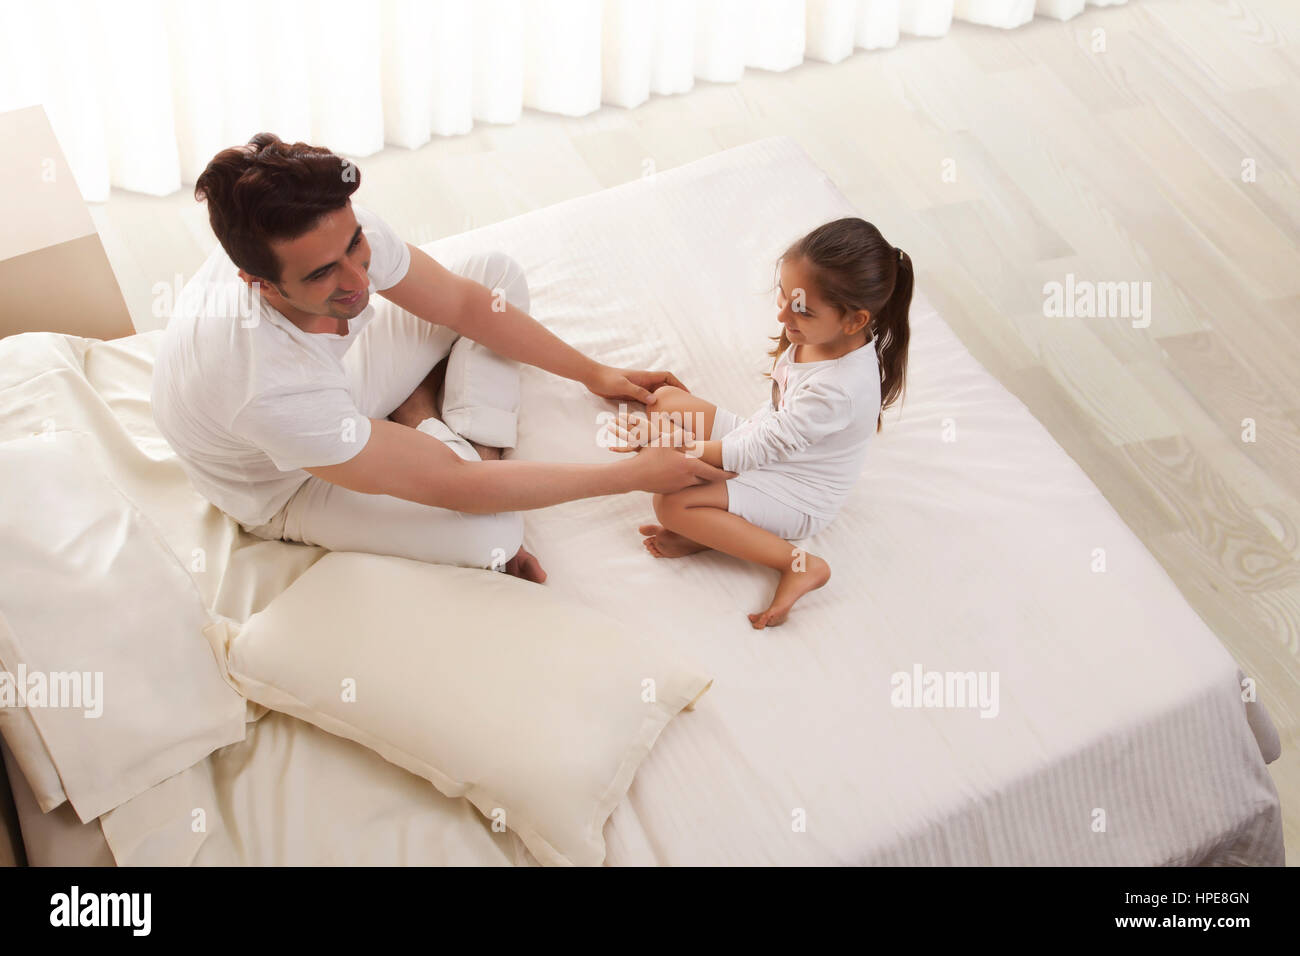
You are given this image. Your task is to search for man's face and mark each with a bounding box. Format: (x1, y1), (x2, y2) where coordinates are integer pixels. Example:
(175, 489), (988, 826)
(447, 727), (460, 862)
(241, 202), (373, 322)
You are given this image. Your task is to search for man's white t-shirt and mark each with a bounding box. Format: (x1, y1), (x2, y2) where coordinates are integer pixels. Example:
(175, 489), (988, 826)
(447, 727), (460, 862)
(151, 203), (412, 529)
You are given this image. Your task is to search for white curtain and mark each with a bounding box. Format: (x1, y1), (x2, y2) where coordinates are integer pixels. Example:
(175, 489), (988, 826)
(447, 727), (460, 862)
(0, 0), (1127, 201)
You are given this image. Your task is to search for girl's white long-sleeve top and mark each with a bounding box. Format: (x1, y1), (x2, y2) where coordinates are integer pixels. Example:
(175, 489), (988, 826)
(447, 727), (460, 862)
(720, 340), (882, 521)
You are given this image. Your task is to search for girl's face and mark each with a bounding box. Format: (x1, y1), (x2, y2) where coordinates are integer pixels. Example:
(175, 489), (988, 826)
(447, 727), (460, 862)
(776, 256), (869, 347)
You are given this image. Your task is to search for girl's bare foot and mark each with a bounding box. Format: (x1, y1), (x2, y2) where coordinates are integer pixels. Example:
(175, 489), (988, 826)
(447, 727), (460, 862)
(748, 554), (831, 629)
(639, 524), (709, 558)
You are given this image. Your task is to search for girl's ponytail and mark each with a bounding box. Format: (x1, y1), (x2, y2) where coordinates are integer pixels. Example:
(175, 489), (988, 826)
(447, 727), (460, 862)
(871, 248), (912, 432)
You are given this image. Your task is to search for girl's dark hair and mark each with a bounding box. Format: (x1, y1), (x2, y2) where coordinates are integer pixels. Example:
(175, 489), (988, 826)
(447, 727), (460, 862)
(194, 132), (359, 285)
(770, 217), (912, 432)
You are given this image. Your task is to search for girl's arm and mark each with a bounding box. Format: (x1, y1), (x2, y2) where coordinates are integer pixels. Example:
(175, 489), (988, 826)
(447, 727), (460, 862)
(716, 381), (853, 472)
(687, 439), (724, 469)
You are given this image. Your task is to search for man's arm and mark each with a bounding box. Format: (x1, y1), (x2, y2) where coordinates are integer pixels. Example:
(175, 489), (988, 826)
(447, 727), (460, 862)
(380, 244), (683, 404)
(306, 418), (735, 514)
(381, 244), (596, 380)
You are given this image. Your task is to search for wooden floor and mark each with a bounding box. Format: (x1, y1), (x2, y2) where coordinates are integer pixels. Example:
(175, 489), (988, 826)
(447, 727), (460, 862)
(94, 0), (1300, 863)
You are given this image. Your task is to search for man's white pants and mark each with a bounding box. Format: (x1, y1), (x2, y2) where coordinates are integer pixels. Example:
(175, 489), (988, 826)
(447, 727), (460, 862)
(245, 250), (527, 570)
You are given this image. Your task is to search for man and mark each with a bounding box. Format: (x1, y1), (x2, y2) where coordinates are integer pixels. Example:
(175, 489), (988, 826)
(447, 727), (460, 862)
(151, 133), (730, 582)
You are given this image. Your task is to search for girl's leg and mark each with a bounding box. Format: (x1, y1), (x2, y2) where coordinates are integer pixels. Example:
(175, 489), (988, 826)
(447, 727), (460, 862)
(646, 385), (718, 444)
(635, 384), (724, 554)
(640, 481), (728, 557)
(649, 483), (831, 629)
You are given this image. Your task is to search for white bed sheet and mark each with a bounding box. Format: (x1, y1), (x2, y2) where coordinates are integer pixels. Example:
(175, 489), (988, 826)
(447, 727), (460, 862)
(2, 136), (1282, 866)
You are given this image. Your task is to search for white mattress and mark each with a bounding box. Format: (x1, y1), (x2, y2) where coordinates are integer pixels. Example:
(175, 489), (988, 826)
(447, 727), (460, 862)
(3, 136), (1283, 866)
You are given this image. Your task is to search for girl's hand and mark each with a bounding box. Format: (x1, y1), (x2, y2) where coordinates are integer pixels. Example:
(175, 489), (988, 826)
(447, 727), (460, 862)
(585, 364), (689, 406)
(606, 411), (697, 455)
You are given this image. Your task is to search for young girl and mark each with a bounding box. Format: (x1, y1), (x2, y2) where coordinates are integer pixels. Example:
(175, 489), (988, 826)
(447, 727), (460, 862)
(609, 218), (912, 629)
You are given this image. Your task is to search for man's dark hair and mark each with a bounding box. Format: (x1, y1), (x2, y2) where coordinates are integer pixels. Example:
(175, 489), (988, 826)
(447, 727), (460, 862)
(194, 132), (359, 285)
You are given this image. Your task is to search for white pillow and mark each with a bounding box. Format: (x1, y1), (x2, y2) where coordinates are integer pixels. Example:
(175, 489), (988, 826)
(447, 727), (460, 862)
(205, 550), (713, 866)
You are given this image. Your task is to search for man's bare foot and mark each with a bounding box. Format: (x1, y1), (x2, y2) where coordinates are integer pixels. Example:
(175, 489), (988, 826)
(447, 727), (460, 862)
(389, 396), (436, 430)
(503, 545), (546, 583)
(748, 554), (830, 629)
(389, 361), (445, 429)
(639, 523), (708, 558)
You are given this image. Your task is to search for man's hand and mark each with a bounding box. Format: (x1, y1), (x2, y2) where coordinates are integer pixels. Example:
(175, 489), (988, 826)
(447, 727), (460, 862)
(628, 444), (734, 492)
(585, 364), (688, 406)
(605, 411), (696, 454)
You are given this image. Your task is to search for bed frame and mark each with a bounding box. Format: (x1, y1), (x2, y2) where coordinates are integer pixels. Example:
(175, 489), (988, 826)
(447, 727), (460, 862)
(0, 105), (135, 343)
(0, 755), (22, 866)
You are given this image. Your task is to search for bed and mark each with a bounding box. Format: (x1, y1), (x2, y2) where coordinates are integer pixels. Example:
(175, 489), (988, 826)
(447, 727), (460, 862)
(0, 136), (1284, 866)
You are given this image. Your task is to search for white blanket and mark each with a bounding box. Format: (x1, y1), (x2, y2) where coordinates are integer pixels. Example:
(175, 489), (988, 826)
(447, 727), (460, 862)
(3, 136), (1283, 865)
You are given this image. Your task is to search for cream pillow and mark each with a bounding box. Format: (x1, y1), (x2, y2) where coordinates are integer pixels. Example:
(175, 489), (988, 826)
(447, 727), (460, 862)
(205, 551), (712, 867)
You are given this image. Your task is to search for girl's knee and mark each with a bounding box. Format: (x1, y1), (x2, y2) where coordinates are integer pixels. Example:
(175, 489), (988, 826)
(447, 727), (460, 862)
(652, 384), (685, 407)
